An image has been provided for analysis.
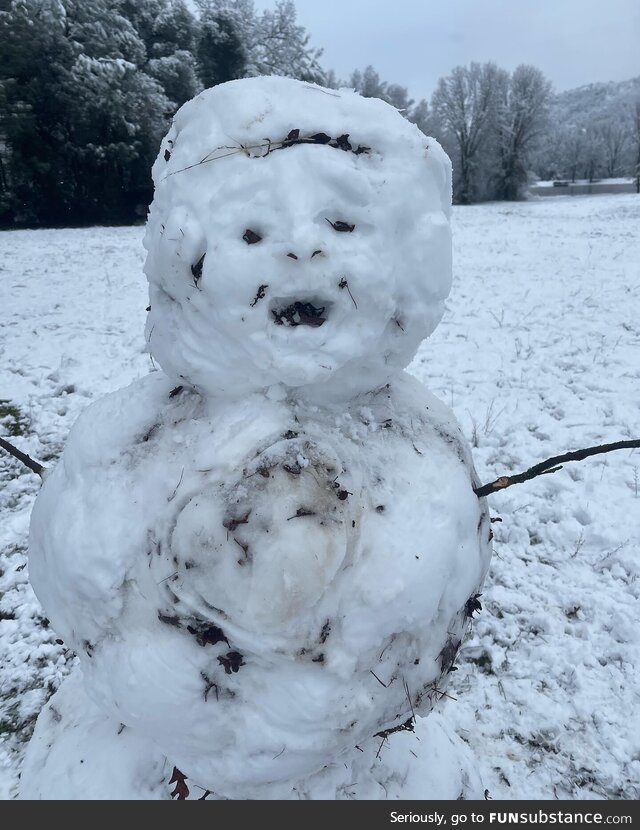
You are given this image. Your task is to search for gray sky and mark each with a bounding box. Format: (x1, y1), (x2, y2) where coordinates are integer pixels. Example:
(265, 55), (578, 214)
(253, 0), (640, 100)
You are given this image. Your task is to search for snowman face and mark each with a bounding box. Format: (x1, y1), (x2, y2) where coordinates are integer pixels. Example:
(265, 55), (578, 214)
(145, 123), (451, 397)
(199, 147), (402, 381)
(213, 146), (379, 340)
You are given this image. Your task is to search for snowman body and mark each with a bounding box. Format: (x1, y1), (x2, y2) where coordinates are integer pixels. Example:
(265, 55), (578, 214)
(20, 77), (491, 799)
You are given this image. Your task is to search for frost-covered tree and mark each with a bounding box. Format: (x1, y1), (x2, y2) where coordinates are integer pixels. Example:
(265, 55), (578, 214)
(0, 0), (75, 224)
(407, 98), (440, 140)
(581, 126), (604, 182)
(492, 65), (551, 200)
(196, 0), (324, 84)
(66, 53), (171, 220)
(150, 0), (197, 57)
(431, 62), (502, 204)
(118, 0), (199, 107)
(597, 120), (630, 178)
(349, 66), (413, 112)
(255, 0), (324, 82)
(530, 76), (640, 183)
(0, 0), (172, 225)
(147, 52), (200, 108)
(350, 66), (392, 102)
(196, 1), (248, 86)
(348, 65), (433, 138)
(557, 128), (586, 182)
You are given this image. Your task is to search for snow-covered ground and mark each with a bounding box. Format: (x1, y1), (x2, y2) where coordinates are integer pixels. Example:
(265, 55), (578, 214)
(1, 194), (639, 800)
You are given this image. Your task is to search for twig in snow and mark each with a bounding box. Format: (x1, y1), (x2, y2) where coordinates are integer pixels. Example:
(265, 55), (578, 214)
(474, 439), (640, 498)
(338, 277), (358, 308)
(0, 437), (46, 479)
(403, 676), (416, 723)
(168, 468), (185, 502)
(370, 669), (389, 688)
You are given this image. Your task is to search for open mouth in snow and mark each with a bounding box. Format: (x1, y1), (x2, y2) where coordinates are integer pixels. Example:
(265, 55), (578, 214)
(270, 298), (332, 328)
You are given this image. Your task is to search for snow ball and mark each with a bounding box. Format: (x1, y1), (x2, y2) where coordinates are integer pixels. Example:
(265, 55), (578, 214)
(144, 75), (452, 398)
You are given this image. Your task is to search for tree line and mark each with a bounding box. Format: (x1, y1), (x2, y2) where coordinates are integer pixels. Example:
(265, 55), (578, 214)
(1, 0), (638, 227)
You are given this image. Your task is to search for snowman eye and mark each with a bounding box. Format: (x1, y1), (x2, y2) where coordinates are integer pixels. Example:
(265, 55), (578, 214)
(326, 219), (355, 233)
(243, 229), (262, 244)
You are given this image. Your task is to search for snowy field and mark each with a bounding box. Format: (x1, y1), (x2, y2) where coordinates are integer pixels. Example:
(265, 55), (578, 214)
(1, 193), (639, 800)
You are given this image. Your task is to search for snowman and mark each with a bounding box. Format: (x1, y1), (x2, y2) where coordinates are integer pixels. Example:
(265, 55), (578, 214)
(19, 77), (492, 800)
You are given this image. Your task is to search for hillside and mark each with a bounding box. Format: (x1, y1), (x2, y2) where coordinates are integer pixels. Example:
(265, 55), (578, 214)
(551, 76), (640, 127)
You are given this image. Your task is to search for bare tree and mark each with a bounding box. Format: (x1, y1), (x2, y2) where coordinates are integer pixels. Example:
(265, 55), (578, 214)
(254, 0), (325, 83)
(493, 65), (551, 200)
(431, 62), (502, 204)
(581, 126), (604, 182)
(556, 127), (586, 182)
(598, 120), (630, 178)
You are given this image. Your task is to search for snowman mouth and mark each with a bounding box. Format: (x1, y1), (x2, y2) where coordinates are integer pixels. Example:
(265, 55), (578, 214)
(270, 298), (331, 328)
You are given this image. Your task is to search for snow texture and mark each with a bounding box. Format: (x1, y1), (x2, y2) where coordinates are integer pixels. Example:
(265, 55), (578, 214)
(11, 77), (491, 799)
(2, 193), (638, 801)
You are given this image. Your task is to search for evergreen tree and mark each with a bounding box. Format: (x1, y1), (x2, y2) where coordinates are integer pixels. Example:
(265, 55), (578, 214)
(147, 52), (200, 109)
(120, 0), (199, 106)
(0, 0), (76, 224)
(0, 0), (172, 226)
(119, 0), (166, 57)
(151, 0), (197, 57)
(196, 3), (247, 87)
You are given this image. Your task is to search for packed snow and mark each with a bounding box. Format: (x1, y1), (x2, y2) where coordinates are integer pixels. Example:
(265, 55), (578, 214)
(145, 78), (452, 397)
(1, 192), (638, 797)
(7, 78), (491, 799)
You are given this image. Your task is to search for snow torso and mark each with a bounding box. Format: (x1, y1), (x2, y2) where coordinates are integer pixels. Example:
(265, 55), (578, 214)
(29, 370), (490, 794)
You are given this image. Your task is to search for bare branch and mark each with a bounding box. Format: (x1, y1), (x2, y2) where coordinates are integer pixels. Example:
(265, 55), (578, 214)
(0, 436), (46, 479)
(474, 439), (640, 498)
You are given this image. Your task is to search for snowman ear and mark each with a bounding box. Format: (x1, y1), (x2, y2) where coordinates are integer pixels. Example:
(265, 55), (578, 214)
(145, 205), (207, 296)
(424, 140), (453, 217)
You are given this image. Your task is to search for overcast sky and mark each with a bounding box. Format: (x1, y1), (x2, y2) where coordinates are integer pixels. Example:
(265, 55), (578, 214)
(252, 0), (640, 100)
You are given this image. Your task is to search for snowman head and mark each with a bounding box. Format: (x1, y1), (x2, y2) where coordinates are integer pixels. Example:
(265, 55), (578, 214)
(144, 76), (452, 398)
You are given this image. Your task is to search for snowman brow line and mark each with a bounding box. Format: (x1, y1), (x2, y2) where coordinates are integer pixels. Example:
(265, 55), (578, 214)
(273, 129), (371, 156)
(162, 132), (372, 180)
